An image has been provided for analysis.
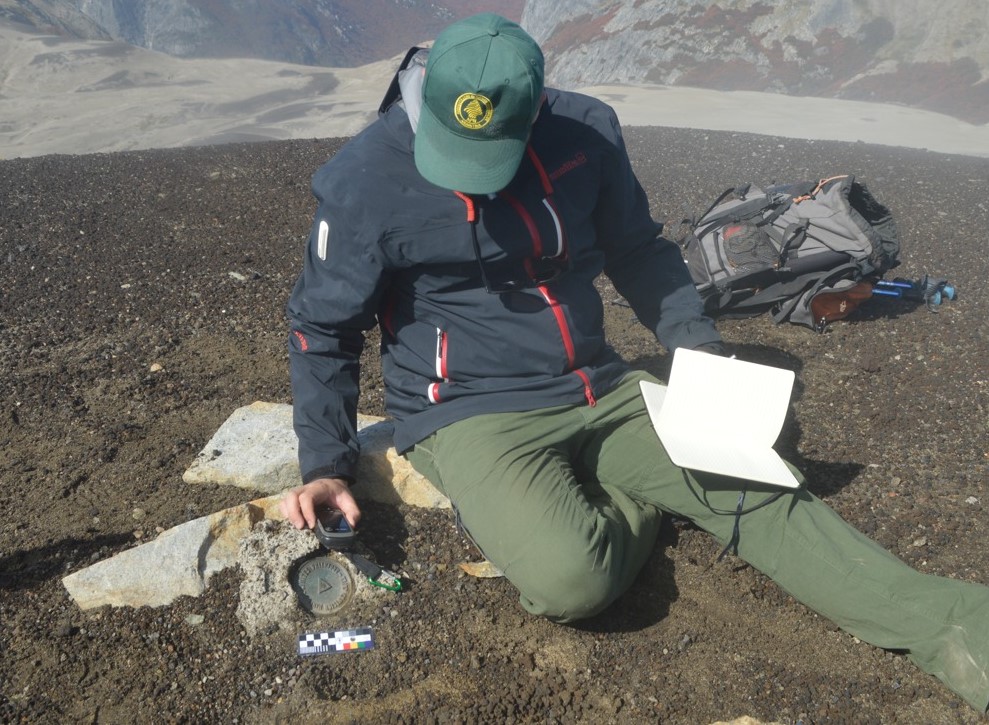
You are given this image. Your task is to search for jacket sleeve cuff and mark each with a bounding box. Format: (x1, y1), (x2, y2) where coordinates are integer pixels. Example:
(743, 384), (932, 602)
(663, 321), (724, 354)
(301, 465), (357, 487)
(691, 341), (728, 356)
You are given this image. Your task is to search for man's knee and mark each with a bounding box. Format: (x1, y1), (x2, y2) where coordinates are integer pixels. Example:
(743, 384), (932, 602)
(516, 558), (622, 624)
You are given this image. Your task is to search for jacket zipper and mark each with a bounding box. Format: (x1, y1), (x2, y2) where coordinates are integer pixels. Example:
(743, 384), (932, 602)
(434, 328), (449, 380)
(535, 285), (574, 364)
(574, 369), (597, 407)
(537, 285), (596, 406)
(453, 163), (594, 407)
(427, 327), (449, 405)
(426, 192), (475, 405)
(527, 146), (592, 406)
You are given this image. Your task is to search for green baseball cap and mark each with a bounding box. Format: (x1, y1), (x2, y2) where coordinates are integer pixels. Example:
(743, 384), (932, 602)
(414, 14), (545, 194)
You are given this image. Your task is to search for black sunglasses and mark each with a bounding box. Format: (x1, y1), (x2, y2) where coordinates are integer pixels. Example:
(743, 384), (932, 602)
(469, 177), (570, 293)
(469, 220), (569, 294)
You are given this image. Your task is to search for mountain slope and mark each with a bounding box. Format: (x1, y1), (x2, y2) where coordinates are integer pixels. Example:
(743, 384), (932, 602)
(0, 0), (525, 66)
(522, 0), (989, 124)
(0, 0), (107, 36)
(4, 18), (988, 161)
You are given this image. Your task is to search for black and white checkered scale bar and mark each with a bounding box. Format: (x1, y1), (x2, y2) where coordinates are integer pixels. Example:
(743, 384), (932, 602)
(298, 627), (374, 656)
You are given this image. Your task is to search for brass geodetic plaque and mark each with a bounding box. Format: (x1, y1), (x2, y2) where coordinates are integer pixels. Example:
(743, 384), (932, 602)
(292, 554), (355, 616)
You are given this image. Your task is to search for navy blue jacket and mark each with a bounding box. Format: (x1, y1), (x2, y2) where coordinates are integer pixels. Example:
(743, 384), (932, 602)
(287, 87), (721, 484)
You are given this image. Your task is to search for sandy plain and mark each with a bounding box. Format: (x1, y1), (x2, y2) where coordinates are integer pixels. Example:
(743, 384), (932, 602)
(2, 23), (987, 161)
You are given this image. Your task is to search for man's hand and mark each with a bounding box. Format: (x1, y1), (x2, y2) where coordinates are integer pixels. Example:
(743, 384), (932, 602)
(280, 477), (361, 531)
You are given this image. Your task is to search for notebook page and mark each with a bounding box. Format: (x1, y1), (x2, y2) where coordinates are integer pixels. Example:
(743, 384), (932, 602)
(640, 348), (799, 488)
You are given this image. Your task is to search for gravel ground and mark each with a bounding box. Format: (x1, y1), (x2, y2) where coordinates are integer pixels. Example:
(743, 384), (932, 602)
(1, 127), (987, 723)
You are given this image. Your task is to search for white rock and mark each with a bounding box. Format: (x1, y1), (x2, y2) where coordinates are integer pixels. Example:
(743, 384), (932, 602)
(63, 402), (449, 612)
(182, 401), (449, 509)
(62, 494), (284, 610)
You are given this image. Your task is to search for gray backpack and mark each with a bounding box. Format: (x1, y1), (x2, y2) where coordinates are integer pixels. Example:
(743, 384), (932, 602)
(676, 175), (901, 331)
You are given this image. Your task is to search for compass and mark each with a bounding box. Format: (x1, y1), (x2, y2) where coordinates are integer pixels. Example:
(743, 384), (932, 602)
(291, 554), (355, 616)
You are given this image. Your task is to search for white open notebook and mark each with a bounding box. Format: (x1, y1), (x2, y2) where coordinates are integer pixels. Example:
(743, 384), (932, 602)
(639, 347), (800, 488)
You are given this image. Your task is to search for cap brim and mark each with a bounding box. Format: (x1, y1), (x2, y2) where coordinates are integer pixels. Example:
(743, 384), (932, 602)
(414, 102), (527, 194)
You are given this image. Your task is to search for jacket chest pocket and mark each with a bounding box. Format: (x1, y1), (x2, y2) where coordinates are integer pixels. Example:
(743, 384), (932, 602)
(386, 221), (474, 266)
(419, 298), (573, 385)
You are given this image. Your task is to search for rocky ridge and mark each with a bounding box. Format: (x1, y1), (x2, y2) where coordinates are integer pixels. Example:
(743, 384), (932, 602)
(0, 0), (525, 66)
(522, 0), (989, 123)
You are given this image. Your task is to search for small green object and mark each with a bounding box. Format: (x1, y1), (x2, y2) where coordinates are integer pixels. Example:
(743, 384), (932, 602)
(368, 571), (403, 592)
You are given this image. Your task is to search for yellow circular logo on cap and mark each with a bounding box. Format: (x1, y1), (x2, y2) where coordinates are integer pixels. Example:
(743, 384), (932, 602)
(454, 93), (493, 130)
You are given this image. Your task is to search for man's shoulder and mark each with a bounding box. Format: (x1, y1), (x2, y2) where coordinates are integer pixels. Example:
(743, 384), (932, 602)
(546, 87), (614, 111)
(543, 88), (622, 141)
(313, 110), (415, 193)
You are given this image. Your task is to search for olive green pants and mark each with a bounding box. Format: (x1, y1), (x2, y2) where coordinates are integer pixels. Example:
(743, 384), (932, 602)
(406, 371), (989, 712)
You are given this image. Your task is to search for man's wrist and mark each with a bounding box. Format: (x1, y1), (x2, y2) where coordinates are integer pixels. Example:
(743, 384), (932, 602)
(302, 466), (355, 486)
(692, 341), (728, 356)
(309, 476), (350, 493)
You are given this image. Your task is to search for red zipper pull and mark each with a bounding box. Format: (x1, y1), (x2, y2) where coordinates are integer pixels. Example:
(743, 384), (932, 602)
(574, 369), (597, 407)
(584, 385), (597, 407)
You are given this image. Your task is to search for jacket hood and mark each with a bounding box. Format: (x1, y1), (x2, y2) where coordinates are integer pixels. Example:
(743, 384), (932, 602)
(379, 46), (430, 135)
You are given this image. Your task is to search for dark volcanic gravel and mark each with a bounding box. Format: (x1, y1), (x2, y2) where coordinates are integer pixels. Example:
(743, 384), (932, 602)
(1, 127), (987, 724)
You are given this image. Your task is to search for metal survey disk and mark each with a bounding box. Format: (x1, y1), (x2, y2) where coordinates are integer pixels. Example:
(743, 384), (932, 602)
(292, 554), (355, 616)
